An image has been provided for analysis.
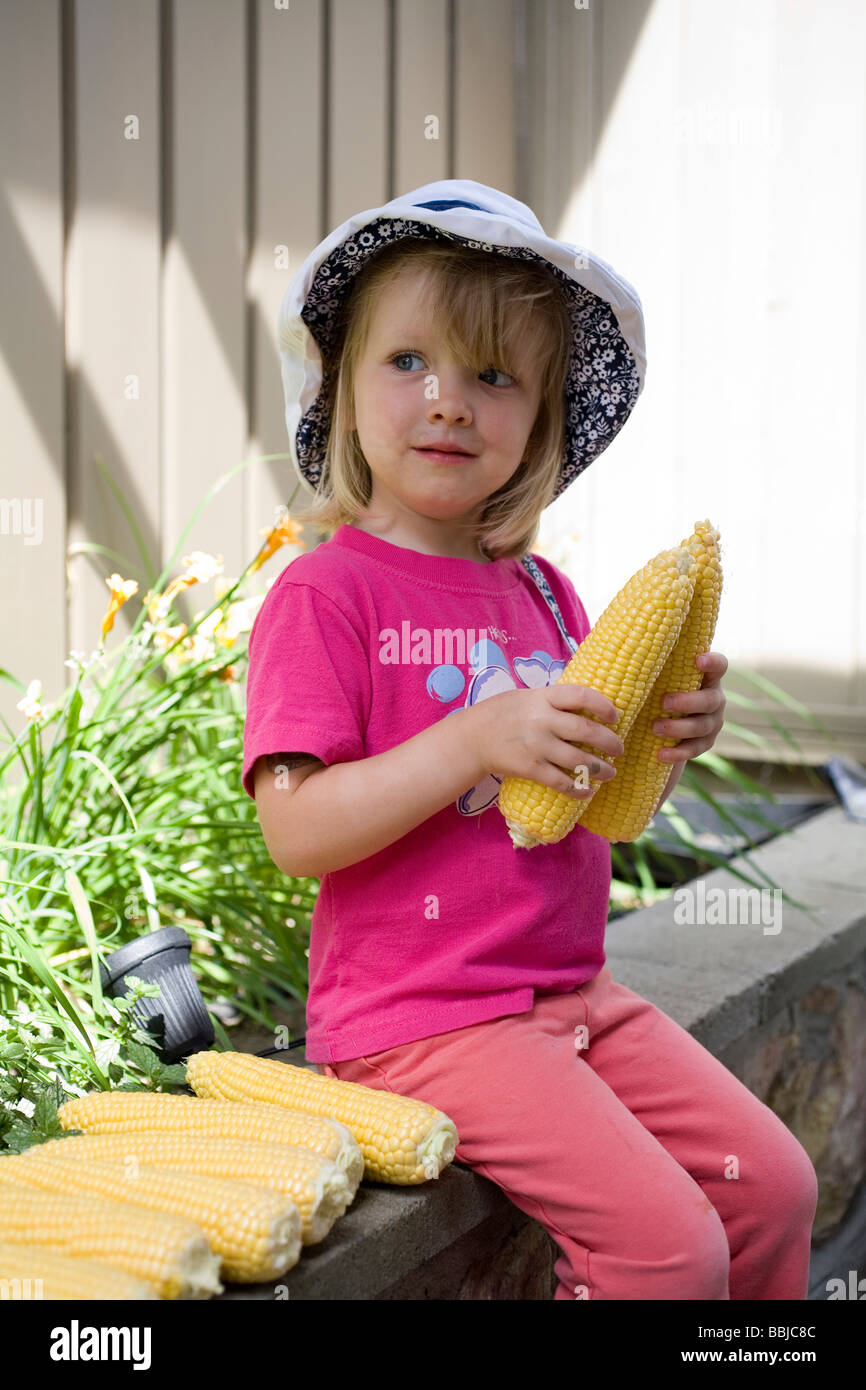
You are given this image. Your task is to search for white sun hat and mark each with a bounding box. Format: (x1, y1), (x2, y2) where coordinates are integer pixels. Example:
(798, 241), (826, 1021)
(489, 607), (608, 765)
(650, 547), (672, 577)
(277, 177), (646, 507)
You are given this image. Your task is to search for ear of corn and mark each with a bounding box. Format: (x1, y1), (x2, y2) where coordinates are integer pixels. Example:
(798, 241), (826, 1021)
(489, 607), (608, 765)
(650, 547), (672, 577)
(0, 1153), (301, 1285)
(498, 543), (696, 848)
(0, 1239), (159, 1300)
(579, 520), (723, 842)
(186, 1050), (459, 1185)
(56, 1090), (364, 1191)
(0, 1180), (221, 1299)
(31, 1132), (353, 1246)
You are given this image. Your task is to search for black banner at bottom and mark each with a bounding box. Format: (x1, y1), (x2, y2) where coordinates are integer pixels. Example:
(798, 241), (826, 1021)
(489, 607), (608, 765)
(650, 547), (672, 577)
(2, 1294), (860, 1375)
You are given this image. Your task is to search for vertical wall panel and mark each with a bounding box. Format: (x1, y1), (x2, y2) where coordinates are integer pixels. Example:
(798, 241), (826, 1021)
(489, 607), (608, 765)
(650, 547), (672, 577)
(67, 0), (162, 656)
(394, 0), (450, 191)
(455, 0), (516, 190)
(330, 0), (389, 225)
(0, 0), (65, 732)
(252, 0), (324, 559)
(164, 0), (247, 581)
(768, 0), (864, 713)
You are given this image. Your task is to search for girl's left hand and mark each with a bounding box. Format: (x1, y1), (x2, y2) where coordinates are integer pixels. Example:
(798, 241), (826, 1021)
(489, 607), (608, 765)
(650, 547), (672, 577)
(651, 651), (728, 763)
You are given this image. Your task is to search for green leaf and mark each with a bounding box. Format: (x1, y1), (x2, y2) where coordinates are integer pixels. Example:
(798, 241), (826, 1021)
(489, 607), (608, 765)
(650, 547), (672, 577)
(119, 974), (163, 1001)
(1, 1120), (42, 1153)
(3, 1078), (70, 1151)
(122, 1039), (163, 1079)
(154, 1061), (190, 1086)
(0, 913), (108, 1085)
(32, 1078), (64, 1130)
(63, 866), (105, 1019)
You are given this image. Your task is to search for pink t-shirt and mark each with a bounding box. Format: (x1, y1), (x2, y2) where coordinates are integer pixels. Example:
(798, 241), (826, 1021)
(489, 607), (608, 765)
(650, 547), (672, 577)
(242, 523), (610, 1062)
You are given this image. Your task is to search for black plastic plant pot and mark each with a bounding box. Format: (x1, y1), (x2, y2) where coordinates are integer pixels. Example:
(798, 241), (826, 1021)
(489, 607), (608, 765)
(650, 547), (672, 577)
(100, 926), (214, 1065)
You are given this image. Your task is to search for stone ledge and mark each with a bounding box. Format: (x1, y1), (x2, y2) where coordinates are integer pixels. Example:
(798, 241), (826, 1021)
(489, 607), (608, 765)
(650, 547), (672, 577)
(219, 1163), (511, 1301)
(217, 804), (865, 1300)
(604, 802), (866, 1052)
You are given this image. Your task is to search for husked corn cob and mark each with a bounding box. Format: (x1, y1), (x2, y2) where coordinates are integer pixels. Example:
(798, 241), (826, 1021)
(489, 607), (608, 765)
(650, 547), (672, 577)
(498, 544), (696, 848)
(0, 1180), (220, 1299)
(0, 1153), (301, 1284)
(57, 1090), (364, 1191)
(580, 520), (723, 842)
(186, 1050), (459, 1185)
(32, 1133), (353, 1245)
(0, 1239), (158, 1300)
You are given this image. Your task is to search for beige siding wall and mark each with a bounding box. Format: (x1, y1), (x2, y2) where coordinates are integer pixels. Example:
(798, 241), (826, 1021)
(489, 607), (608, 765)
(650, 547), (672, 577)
(524, 0), (865, 763)
(2, 0), (862, 766)
(0, 0), (516, 744)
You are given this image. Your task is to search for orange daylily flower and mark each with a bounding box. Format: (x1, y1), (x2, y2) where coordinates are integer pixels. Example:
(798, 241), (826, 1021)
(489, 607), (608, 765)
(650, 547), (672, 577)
(146, 552), (224, 624)
(101, 574), (139, 639)
(249, 515), (306, 573)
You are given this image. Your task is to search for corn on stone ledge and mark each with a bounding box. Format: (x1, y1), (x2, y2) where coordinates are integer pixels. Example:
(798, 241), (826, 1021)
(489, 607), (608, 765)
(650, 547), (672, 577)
(0, 1239), (160, 1301)
(186, 1050), (460, 1185)
(56, 1089), (365, 1193)
(29, 1131), (354, 1246)
(498, 542), (696, 850)
(0, 1152), (302, 1284)
(0, 1179), (222, 1298)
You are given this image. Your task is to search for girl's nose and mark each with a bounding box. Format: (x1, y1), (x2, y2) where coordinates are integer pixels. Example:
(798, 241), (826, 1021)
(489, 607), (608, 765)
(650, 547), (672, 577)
(427, 394), (472, 424)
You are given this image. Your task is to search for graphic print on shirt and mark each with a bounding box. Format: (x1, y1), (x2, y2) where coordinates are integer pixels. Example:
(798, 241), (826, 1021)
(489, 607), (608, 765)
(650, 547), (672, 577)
(427, 635), (570, 816)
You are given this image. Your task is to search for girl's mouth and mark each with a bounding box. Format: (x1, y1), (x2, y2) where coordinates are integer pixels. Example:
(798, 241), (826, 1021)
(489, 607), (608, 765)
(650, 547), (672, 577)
(413, 448), (475, 464)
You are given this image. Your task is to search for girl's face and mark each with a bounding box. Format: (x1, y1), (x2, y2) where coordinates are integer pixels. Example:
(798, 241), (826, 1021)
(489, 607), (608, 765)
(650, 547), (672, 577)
(348, 264), (543, 558)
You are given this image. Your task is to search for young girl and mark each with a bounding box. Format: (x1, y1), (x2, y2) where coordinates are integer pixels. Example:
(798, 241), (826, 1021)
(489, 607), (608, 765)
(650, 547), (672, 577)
(243, 179), (818, 1301)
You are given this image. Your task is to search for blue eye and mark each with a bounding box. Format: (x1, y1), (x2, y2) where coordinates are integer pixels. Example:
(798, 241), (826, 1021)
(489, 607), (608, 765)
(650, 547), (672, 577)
(390, 352), (425, 371)
(389, 352), (514, 386)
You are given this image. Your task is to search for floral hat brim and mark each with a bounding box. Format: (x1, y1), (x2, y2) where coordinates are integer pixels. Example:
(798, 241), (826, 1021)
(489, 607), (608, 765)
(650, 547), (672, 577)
(277, 178), (646, 505)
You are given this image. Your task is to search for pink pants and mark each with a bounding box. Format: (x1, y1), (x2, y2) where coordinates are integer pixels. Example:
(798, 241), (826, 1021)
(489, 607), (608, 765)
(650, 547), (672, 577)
(317, 966), (818, 1300)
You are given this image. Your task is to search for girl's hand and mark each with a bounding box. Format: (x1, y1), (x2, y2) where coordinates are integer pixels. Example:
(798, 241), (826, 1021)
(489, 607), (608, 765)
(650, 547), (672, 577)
(473, 684), (625, 800)
(651, 651), (728, 764)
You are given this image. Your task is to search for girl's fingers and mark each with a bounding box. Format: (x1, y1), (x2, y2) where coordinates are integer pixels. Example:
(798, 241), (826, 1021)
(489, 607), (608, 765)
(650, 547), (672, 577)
(697, 651), (729, 678)
(657, 735), (714, 761)
(662, 685), (725, 715)
(651, 654), (728, 758)
(652, 713), (718, 738)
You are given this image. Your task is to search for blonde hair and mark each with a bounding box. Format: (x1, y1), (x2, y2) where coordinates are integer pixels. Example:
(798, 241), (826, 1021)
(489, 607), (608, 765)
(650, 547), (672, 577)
(290, 238), (573, 560)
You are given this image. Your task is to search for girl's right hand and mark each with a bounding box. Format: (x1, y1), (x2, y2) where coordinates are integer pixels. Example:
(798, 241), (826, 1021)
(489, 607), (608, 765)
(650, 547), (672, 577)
(472, 685), (625, 800)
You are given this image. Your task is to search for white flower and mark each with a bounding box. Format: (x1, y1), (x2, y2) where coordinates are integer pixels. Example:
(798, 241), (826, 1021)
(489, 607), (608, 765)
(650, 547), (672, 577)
(192, 608), (223, 640)
(182, 551), (224, 584)
(17, 679), (43, 720)
(64, 648), (103, 675)
(218, 595), (262, 641)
